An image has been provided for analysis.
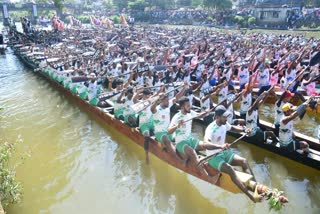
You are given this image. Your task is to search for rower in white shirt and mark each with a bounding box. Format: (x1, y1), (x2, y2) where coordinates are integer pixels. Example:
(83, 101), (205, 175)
(204, 105), (262, 203)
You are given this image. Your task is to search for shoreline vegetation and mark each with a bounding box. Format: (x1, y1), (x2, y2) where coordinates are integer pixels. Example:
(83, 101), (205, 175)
(0, 139), (24, 212)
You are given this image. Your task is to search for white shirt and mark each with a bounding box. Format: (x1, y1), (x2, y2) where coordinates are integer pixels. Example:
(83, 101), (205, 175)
(109, 90), (122, 111)
(274, 101), (285, 125)
(153, 100), (173, 133)
(302, 79), (316, 95)
(258, 68), (270, 88)
(122, 97), (135, 117)
(246, 110), (258, 136)
(136, 75), (144, 86)
(138, 104), (153, 125)
(200, 81), (210, 97)
(240, 93), (252, 114)
(218, 86), (228, 103)
(238, 68), (249, 86)
(196, 64), (205, 80)
(87, 81), (97, 100)
(270, 73), (279, 86)
(204, 121), (231, 155)
(279, 119), (293, 146)
(170, 110), (197, 143)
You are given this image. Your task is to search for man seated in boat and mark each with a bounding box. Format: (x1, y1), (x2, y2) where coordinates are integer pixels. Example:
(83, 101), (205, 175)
(238, 82), (252, 120)
(279, 101), (311, 153)
(87, 73), (98, 103)
(168, 97), (224, 183)
(274, 90), (295, 137)
(151, 83), (187, 160)
(133, 88), (159, 162)
(256, 61), (271, 96)
(203, 105), (262, 203)
(245, 88), (278, 143)
(200, 79), (223, 124)
(117, 87), (137, 127)
(300, 71), (320, 96)
(107, 75), (133, 119)
(195, 72), (216, 123)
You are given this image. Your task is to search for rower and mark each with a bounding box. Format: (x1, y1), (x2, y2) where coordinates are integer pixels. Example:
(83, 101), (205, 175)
(204, 105), (262, 203)
(274, 90), (294, 137)
(133, 87), (160, 162)
(151, 83), (187, 160)
(201, 81), (224, 123)
(257, 62), (271, 96)
(239, 83), (252, 120)
(217, 77), (229, 103)
(87, 73), (98, 103)
(301, 71), (319, 96)
(168, 97), (223, 183)
(108, 77), (132, 120)
(238, 64), (250, 91)
(117, 87), (137, 127)
(246, 88), (278, 143)
(279, 101), (311, 153)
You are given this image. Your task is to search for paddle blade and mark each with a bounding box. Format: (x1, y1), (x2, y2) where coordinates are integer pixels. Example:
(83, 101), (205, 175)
(310, 52), (320, 66)
(132, 96), (159, 113)
(72, 76), (89, 83)
(132, 100), (152, 113)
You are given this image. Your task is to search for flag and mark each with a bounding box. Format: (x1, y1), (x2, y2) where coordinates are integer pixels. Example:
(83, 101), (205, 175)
(101, 17), (113, 29)
(58, 20), (64, 31)
(90, 16), (102, 27)
(70, 16), (81, 26)
(120, 14), (128, 27)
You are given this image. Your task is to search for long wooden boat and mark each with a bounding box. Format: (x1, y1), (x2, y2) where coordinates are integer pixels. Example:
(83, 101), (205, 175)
(11, 44), (288, 203)
(12, 39), (320, 170)
(248, 87), (320, 114)
(196, 118), (320, 170)
(191, 81), (320, 115)
(192, 96), (320, 170)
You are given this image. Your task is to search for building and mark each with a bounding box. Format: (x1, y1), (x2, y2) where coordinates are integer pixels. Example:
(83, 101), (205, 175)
(238, 0), (302, 26)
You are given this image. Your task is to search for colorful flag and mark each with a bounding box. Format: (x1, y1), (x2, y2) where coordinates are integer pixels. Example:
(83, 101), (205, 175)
(120, 14), (128, 27)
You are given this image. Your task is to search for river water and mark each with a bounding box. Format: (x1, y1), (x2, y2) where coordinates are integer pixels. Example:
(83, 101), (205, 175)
(0, 51), (319, 214)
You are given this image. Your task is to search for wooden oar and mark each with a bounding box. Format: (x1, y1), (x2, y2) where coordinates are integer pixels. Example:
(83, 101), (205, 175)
(182, 91), (243, 124)
(98, 91), (122, 102)
(133, 85), (184, 113)
(197, 133), (248, 166)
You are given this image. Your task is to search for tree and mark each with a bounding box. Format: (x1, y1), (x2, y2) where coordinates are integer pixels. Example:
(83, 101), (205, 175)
(53, 0), (64, 11)
(146, 0), (174, 9)
(178, 0), (192, 7)
(302, 0), (320, 7)
(114, 0), (129, 10)
(192, 0), (203, 7)
(203, 0), (232, 10)
(128, 0), (148, 10)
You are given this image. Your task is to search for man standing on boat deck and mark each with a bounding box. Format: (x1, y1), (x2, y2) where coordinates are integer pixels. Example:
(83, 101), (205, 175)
(168, 97), (223, 183)
(204, 105), (262, 203)
(279, 102), (310, 153)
